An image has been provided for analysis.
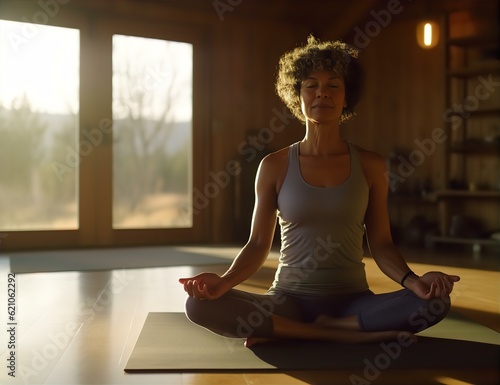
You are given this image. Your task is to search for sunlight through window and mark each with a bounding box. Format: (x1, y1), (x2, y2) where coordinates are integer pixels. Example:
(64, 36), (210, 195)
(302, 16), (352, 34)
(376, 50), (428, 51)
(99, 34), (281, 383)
(0, 20), (79, 231)
(112, 35), (193, 229)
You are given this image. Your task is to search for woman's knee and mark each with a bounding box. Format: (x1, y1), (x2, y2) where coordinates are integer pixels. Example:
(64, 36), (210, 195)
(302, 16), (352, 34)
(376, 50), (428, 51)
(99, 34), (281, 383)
(409, 295), (452, 332)
(185, 296), (209, 326)
(429, 295), (452, 324)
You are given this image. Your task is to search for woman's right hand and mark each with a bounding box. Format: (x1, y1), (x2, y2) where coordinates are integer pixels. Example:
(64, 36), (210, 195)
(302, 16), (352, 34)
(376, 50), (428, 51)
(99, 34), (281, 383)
(178, 153), (280, 302)
(407, 271), (460, 300)
(178, 273), (232, 300)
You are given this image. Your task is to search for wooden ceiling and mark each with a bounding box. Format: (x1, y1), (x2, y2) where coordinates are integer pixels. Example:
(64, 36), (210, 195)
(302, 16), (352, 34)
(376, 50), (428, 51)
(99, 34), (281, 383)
(3, 0), (495, 41)
(63, 0), (497, 38)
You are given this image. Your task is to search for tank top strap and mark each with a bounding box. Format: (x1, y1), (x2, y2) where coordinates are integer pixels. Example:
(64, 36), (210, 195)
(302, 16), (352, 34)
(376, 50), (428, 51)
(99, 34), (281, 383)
(346, 141), (363, 179)
(285, 141), (301, 180)
(288, 141), (300, 164)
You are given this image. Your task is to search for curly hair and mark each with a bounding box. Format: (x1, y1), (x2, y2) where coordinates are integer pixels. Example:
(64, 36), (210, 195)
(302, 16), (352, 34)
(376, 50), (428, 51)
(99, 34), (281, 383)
(275, 35), (363, 124)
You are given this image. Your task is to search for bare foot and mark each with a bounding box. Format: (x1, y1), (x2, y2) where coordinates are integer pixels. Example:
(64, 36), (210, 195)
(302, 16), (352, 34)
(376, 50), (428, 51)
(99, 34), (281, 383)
(314, 314), (358, 330)
(314, 328), (416, 344)
(245, 337), (275, 348)
(314, 315), (417, 344)
(397, 331), (418, 344)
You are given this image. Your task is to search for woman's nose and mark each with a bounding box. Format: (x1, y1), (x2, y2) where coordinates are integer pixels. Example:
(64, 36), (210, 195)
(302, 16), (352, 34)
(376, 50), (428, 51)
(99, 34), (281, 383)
(316, 86), (329, 98)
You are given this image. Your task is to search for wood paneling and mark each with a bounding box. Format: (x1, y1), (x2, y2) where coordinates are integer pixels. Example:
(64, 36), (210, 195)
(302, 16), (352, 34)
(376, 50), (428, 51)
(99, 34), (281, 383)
(1, 0), (497, 247)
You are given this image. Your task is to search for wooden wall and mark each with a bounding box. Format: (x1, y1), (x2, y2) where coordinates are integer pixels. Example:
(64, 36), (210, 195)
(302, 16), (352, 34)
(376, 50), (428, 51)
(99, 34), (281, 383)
(1, 0), (497, 247)
(232, 2), (450, 242)
(333, 6), (448, 231)
(199, 13), (308, 243)
(227, 0), (499, 244)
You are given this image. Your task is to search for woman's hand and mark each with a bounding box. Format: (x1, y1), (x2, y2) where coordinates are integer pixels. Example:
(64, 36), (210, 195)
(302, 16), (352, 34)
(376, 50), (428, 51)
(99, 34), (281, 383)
(406, 271), (460, 300)
(179, 273), (232, 301)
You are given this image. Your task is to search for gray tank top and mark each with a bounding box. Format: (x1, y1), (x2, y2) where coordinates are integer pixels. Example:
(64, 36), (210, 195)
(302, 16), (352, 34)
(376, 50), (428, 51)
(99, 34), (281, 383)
(270, 141), (370, 295)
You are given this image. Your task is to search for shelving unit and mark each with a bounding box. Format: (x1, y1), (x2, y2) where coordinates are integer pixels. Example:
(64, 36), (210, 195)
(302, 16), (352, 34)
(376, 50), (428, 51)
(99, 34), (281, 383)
(428, 10), (500, 254)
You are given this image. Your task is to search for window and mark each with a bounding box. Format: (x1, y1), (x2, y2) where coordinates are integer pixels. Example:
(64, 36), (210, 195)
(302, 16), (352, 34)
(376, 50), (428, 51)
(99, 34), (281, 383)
(0, 20), (79, 231)
(0, 9), (205, 249)
(112, 35), (193, 229)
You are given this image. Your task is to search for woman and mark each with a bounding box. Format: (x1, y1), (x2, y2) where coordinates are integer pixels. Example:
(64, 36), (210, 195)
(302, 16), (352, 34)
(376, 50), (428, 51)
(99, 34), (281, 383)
(179, 36), (460, 346)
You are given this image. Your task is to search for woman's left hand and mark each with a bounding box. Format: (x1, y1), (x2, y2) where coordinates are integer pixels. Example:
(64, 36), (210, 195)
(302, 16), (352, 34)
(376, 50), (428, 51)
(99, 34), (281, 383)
(406, 271), (460, 300)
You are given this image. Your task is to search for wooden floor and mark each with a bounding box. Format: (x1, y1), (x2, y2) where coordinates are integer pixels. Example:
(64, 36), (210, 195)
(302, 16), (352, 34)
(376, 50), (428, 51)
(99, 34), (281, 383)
(0, 246), (498, 385)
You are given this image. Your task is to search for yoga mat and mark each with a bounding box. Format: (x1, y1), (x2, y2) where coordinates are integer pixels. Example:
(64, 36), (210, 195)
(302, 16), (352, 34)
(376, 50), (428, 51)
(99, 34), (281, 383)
(124, 312), (500, 372)
(6, 246), (230, 274)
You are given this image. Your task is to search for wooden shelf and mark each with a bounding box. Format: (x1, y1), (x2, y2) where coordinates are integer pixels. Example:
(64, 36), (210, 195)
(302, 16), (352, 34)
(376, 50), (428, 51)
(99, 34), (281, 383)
(392, 190), (500, 202)
(388, 195), (436, 204)
(447, 64), (500, 78)
(432, 190), (500, 199)
(449, 143), (500, 155)
(446, 107), (500, 118)
(439, 14), (500, 256)
(447, 36), (499, 47)
(426, 235), (500, 247)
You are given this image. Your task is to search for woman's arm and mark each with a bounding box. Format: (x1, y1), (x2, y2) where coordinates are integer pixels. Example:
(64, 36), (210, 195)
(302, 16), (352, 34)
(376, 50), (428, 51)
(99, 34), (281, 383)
(179, 152), (282, 299)
(360, 150), (459, 299)
(220, 153), (280, 286)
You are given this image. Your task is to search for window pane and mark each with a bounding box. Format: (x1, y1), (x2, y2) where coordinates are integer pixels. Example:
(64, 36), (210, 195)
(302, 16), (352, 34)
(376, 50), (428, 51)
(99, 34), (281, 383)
(112, 35), (192, 229)
(0, 20), (79, 231)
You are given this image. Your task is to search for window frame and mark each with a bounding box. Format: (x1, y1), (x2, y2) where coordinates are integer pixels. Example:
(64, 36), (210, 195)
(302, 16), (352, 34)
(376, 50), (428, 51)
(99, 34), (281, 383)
(0, 6), (209, 250)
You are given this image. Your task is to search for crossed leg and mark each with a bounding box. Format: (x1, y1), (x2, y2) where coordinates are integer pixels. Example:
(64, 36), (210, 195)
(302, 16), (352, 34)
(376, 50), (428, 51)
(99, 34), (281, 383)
(245, 314), (412, 347)
(184, 288), (435, 346)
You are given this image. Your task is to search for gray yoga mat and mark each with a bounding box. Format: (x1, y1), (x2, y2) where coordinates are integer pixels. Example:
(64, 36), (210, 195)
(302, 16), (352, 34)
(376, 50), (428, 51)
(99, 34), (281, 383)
(6, 246), (230, 273)
(124, 312), (500, 372)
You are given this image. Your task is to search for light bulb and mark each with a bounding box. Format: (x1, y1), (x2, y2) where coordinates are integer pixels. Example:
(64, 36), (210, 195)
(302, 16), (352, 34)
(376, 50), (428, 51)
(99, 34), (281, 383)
(417, 20), (439, 49)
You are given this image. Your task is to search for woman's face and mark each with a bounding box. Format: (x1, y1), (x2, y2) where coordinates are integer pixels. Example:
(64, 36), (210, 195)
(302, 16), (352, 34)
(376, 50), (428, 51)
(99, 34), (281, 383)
(300, 69), (346, 125)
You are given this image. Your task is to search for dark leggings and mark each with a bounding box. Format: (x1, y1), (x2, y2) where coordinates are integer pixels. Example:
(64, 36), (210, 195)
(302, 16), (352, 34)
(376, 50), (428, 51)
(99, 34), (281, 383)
(185, 288), (451, 338)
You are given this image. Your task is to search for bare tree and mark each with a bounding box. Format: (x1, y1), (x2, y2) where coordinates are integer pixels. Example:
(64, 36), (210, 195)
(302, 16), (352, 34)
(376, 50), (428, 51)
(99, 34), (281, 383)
(112, 38), (188, 220)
